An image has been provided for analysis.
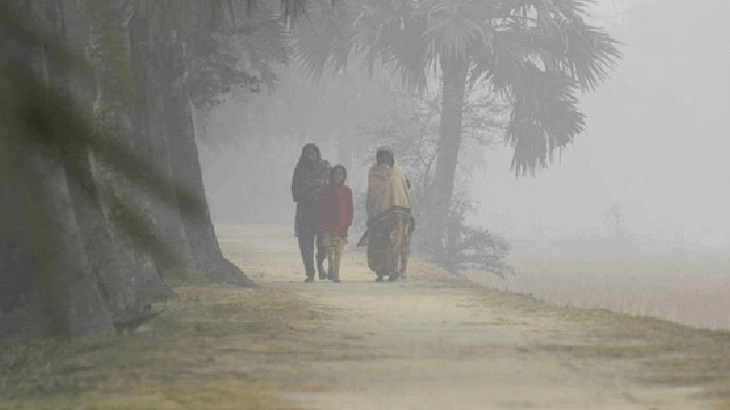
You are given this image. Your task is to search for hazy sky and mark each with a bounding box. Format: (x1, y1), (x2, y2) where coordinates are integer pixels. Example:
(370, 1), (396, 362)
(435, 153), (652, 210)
(472, 0), (730, 247)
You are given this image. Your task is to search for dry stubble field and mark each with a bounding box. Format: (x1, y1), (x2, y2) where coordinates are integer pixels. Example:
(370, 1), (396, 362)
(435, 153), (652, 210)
(474, 238), (730, 330)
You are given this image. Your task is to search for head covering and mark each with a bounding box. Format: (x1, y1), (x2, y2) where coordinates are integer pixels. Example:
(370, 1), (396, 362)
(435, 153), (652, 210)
(292, 145), (331, 236)
(366, 160), (410, 218)
(299, 143), (322, 165)
(376, 146), (395, 167)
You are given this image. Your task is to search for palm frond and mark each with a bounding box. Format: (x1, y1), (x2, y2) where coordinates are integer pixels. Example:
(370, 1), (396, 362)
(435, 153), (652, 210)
(292, 0), (618, 175)
(550, 16), (620, 90)
(471, 0), (618, 174)
(502, 63), (585, 175)
(495, 0), (620, 90)
(294, 0), (432, 91)
(424, 2), (485, 68)
(292, 0), (356, 79)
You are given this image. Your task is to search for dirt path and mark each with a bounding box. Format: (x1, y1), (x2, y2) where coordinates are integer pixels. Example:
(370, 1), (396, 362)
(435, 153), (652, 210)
(217, 225), (730, 410)
(2, 224), (730, 409)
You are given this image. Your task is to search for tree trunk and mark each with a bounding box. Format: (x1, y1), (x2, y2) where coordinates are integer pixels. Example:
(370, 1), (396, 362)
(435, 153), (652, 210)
(132, 6), (253, 287)
(0, 96), (47, 339)
(62, 0), (175, 325)
(20, 0), (117, 337)
(32, 144), (119, 336)
(166, 41), (255, 287)
(5, 67), (114, 339)
(128, 8), (197, 275)
(427, 56), (469, 256)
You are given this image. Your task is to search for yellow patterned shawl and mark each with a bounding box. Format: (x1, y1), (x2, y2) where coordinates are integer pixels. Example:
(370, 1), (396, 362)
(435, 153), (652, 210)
(366, 164), (410, 219)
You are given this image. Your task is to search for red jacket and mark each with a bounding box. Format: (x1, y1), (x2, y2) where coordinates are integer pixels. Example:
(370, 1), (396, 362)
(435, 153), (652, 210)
(318, 183), (354, 238)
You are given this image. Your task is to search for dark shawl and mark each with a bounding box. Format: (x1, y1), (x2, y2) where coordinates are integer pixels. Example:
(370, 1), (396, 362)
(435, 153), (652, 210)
(292, 145), (330, 235)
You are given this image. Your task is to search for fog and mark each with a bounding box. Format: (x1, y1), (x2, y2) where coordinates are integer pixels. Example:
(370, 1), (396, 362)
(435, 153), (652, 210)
(200, 0), (730, 327)
(203, 0), (730, 245)
(471, 0), (730, 248)
(8, 1), (730, 405)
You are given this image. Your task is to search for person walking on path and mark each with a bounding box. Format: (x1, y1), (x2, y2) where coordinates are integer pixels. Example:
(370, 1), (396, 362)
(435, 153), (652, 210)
(292, 143), (331, 282)
(318, 165), (354, 283)
(363, 146), (414, 282)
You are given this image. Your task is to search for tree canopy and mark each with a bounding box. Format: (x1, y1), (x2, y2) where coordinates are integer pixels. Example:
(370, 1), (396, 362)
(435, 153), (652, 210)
(296, 0), (620, 174)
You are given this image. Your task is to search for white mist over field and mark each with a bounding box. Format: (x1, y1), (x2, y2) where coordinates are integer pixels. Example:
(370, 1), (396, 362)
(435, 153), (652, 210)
(471, 0), (730, 248)
(460, 0), (730, 329)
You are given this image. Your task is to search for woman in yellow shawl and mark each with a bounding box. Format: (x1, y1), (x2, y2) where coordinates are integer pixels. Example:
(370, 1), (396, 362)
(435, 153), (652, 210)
(364, 146), (414, 282)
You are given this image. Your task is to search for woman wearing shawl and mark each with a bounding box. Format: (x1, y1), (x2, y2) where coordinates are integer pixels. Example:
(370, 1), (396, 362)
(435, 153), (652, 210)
(363, 146), (414, 282)
(292, 143), (331, 282)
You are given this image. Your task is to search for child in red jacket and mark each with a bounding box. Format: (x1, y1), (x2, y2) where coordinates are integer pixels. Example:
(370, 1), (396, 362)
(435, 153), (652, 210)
(318, 165), (354, 283)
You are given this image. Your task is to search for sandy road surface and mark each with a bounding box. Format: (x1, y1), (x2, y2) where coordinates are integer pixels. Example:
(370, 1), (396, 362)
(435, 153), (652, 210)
(217, 225), (730, 410)
(3, 224), (729, 409)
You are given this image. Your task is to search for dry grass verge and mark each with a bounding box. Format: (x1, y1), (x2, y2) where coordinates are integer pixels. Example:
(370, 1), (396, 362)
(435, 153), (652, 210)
(0, 286), (323, 409)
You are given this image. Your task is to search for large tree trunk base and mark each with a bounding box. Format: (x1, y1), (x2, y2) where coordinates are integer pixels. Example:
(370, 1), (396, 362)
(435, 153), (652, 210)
(202, 257), (257, 288)
(0, 297), (49, 343)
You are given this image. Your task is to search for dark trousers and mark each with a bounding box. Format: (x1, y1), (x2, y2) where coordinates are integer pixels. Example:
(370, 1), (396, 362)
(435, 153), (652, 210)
(298, 228), (326, 279)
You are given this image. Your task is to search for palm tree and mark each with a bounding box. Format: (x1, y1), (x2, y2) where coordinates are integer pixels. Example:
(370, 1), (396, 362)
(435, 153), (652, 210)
(296, 0), (620, 254)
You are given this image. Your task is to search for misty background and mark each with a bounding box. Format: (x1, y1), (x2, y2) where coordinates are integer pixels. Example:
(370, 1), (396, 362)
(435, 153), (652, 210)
(470, 0), (730, 247)
(198, 0), (730, 327)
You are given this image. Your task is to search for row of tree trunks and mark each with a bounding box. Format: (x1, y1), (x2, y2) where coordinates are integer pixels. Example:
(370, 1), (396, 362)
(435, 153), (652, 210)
(79, 0), (175, 324)
(0, 0), (114, 337)
(1, 0), (251, 341)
